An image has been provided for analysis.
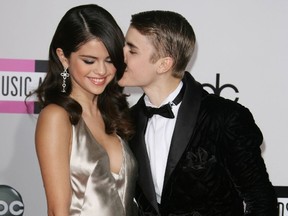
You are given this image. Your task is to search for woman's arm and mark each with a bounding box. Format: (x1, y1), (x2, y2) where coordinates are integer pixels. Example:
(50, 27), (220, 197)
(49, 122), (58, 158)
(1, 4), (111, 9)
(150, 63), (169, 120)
(35, 104), (72, 216)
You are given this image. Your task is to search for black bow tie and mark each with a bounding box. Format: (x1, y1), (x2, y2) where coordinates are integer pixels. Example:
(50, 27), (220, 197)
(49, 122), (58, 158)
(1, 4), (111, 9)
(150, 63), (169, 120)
(144, 83), (185, 119)
(144, 104), (175, 118)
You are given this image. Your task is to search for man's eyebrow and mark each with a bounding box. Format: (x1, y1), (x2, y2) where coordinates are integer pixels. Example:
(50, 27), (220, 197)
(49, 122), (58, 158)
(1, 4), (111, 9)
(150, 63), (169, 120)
(126, 41), (138, 49)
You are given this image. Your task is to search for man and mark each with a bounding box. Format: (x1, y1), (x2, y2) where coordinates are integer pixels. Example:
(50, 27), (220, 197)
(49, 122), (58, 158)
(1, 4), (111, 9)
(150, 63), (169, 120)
(118, 10), (278, 216)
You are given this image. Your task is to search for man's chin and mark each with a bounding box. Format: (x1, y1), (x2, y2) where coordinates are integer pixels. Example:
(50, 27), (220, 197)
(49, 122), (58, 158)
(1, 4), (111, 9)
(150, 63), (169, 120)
(118, 78), (128, 87)
(118, 80), (138, 88)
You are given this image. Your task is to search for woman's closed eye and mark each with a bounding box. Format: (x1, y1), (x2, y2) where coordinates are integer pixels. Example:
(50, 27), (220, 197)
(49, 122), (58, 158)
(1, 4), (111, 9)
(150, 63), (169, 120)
(82, 58), (95, 64)
(105, 58), (113, 64)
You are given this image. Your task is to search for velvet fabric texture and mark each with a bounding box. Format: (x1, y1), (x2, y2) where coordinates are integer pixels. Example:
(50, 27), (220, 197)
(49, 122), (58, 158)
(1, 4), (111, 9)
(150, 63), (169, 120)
(129, 72), (278, 216)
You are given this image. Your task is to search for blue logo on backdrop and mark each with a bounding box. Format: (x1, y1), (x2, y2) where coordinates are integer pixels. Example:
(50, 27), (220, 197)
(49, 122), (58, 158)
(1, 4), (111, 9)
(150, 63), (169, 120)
(0, 185), (24, 216)
(202, 73), (239, 102)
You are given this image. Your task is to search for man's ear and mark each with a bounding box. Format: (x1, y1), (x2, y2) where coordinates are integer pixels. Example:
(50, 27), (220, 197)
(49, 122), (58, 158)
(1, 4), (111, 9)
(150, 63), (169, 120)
(157, 57), (174, 74)
(56, 48), (69, 69)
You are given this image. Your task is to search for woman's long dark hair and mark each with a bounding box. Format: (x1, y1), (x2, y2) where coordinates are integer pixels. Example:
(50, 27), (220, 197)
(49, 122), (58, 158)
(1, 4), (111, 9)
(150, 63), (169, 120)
(31, 4), (134, 140)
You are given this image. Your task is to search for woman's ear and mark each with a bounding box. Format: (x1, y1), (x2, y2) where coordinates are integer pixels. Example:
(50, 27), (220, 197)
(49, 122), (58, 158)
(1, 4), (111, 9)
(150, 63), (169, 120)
(157, 57), (174, 74)
(56, 48), (69, 69)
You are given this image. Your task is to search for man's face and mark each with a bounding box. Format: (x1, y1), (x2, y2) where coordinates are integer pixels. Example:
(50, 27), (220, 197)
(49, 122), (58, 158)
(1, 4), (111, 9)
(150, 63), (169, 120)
(118, 26), (159, 89)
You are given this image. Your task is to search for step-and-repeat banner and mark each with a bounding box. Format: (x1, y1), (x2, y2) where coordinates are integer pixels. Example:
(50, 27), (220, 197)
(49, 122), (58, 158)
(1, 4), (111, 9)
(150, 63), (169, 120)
(0, 1), (287, 215)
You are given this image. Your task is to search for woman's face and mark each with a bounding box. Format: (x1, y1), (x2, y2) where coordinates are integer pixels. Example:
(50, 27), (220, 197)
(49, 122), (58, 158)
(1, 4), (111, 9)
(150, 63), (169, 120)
(65, 39), (116, 99)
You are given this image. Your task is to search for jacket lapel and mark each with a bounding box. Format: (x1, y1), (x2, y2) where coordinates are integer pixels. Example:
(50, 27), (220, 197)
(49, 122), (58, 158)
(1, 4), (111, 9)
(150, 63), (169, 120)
(132, 72), (204, 210)
(131, 97), (160, 212)
(163, 72), (203, 187)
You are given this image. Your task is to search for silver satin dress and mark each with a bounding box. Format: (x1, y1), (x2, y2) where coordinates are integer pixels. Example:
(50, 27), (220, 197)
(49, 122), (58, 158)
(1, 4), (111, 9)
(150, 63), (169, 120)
(69, 118), (137, 216)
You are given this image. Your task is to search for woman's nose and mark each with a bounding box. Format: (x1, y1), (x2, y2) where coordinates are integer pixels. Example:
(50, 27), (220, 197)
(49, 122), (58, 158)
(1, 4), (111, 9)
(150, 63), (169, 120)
(93, 62), (107, 75)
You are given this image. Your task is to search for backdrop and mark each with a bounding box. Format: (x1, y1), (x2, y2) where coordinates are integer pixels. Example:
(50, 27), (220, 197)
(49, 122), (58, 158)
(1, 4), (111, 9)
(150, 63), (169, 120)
(0, 0), (287, 215)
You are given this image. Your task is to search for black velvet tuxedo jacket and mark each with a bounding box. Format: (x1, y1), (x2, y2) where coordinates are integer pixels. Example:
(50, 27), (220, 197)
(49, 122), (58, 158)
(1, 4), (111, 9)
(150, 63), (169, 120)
(129, 72), (278, 216)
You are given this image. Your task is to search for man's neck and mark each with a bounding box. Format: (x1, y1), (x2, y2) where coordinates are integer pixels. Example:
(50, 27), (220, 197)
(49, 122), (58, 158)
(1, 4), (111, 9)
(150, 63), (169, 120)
(143, 76), (181, 107)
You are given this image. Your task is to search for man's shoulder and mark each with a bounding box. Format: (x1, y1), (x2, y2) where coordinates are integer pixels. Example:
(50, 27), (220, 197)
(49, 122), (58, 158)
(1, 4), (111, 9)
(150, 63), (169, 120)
(200, 93), (256, 123)
(202, 92), (239, 107)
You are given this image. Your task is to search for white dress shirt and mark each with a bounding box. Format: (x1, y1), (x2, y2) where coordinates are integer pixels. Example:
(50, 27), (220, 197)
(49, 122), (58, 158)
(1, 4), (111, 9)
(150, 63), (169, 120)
(144, 82), (183, 203)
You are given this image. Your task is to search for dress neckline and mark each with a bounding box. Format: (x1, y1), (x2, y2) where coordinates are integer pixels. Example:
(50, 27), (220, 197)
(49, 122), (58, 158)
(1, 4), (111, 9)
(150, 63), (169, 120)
(80, 117), (125, 176)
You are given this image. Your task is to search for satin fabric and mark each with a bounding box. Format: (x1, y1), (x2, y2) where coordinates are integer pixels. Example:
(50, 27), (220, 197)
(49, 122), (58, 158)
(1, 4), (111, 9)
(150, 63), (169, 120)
(69, 117), (137, 216)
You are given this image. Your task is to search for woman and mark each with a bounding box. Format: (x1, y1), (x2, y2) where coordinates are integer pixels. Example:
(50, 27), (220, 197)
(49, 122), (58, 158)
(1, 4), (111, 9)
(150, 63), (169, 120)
(33, 4), (137, 216)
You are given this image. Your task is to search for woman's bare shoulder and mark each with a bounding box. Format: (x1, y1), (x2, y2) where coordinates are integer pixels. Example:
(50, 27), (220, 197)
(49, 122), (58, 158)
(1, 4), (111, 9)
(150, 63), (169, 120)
(37, 103), (71, 124)
(39, 104), (69, 119)
(36, 104), (71, 134)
